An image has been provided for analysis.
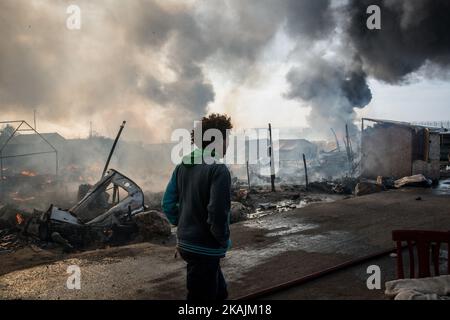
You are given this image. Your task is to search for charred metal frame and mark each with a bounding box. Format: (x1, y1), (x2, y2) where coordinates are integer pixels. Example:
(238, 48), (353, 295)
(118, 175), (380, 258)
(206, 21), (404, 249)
(27, 169), (146, 248)
(0, 120), (58, 185)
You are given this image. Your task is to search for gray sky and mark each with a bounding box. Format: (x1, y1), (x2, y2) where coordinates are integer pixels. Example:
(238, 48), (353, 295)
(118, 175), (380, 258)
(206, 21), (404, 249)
(359, 80), (450, 123)
(1, 0), (449, 142)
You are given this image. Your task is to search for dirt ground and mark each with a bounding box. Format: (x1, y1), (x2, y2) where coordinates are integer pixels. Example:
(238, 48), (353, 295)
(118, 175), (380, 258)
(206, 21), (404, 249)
(1, 187), (449, 300)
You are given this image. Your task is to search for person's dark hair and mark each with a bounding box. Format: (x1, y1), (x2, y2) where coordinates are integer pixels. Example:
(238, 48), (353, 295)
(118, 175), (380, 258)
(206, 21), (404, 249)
(191, 113), (233, 150)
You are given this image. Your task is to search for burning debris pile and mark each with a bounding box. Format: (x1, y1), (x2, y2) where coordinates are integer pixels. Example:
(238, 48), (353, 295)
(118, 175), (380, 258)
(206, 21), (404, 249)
(0, 169), (171, 253)
(1, 116), (447, 255)
(230, 178), (356, 221)
(230, 124), (360, 190)
(0, 170), (59, 207)
(0, 205), (43, 254)
(0, 229), (23, 254)
(354, 174), (434, 197)
(307, 177), (358, 195)
(0, 122), (172, 254)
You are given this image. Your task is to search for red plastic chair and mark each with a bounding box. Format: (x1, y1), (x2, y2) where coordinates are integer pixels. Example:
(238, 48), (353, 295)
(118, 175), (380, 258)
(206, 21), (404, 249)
(392, 230), (450, 279)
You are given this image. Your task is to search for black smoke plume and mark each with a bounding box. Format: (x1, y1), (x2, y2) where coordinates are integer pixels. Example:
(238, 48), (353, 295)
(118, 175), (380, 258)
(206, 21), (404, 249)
(346, 0), (450, 83)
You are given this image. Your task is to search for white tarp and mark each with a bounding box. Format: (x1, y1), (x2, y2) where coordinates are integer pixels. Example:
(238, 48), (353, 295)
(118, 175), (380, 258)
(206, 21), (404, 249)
(394, 174), (431, 188)
(385, 275), (450, 300)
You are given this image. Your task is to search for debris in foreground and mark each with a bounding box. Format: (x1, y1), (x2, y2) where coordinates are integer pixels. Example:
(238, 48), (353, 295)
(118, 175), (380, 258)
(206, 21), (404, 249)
(10, 169), (171, 251)
(355, 181), (384, 197)
(394, 174), (432, 189)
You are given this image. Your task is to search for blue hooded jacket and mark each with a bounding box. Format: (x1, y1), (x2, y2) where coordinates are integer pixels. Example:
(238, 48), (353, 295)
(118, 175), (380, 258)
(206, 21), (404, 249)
(162, 149), (231, 257)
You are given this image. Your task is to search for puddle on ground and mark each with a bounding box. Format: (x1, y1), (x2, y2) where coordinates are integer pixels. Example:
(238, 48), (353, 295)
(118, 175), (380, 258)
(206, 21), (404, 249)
(247, 195), (343, 219)
(243, 218), (319, 237)
(225, 216), (368, 283)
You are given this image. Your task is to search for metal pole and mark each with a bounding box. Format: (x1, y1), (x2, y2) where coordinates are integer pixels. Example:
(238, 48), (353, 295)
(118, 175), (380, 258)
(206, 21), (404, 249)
(101, 121), (126, 178)
(55, 151), (59, 177)
(302, 153), (309, 190)
(360, 119), (365, 176)
(0, 151), (3, 189)
(345, 124), (353, 173)
(246, 160), (251, 191)
(268, 123), (275, 192)
(0, 152), (3, 201)
(330, 128), (340, 152)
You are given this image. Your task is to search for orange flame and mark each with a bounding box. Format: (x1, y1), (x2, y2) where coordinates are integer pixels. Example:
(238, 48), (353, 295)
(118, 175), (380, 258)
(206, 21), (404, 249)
(21, 170), (37, 177)
(16, 213), (25, 225)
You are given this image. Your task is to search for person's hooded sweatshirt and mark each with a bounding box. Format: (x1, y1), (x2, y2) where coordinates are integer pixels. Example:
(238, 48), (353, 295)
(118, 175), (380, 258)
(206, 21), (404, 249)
(162, 149), (231, 257)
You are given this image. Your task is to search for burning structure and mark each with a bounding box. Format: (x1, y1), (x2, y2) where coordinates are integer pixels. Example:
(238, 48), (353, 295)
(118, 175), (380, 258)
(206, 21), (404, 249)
(0, 121), (172, 252)
(0, 121), (59, 177)
(361, 118), (444, 181)
(0, 121), (60, 206)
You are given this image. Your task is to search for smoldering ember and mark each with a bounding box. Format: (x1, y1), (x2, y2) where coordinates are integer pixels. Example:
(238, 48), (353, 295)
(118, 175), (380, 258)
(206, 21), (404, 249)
(1, 0), (450, 303)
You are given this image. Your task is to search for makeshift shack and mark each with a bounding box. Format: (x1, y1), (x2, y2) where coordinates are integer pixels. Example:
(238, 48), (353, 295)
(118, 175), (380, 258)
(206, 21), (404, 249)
(361, 118), (442, 181)
(440, 132), (450, 162)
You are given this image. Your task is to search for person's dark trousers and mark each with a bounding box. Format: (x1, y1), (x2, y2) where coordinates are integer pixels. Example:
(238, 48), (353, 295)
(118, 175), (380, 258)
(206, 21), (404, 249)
(179, 249), (228, 301)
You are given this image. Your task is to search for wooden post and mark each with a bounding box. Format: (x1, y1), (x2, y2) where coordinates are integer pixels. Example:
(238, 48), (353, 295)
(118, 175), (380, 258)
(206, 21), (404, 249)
(360, 118), (365, 175)
(345, 124), (353, 173)
(330, 128), (340, 152)
(0, 152), (2, 180)
(268, 123), (275, 192)
(0, 151), (3, 194)
(302, 153), (309, 190)
(246, 160), (251, 191)
(346, 124), (352, 153)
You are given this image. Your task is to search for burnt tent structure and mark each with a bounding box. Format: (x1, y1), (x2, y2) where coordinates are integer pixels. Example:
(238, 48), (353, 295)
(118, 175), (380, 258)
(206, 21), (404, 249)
(0, 121), (60, 202)
(361, 118), (443, 181)
(0, 121), (60, 178)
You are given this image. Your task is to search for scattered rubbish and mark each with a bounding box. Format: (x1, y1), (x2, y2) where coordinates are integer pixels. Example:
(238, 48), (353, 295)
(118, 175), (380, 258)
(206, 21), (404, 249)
(230, 202), (250, 223)
(355, 181), (384, 196)
(376, 176), (395, 189)
(51, 231), (74, 253)
(11, 169), (170, 250)
(308, 178), (356, 195)
(233, 189), (250, 202)
(246, 193), (339, 219)
(394, 174), (432, 189)
(258, 203), (277, 211)
(354, 174), (437, 196)
(133, 210), (171, 241)
(385, 275), (450, 300)
(0, 229), (20, 254)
